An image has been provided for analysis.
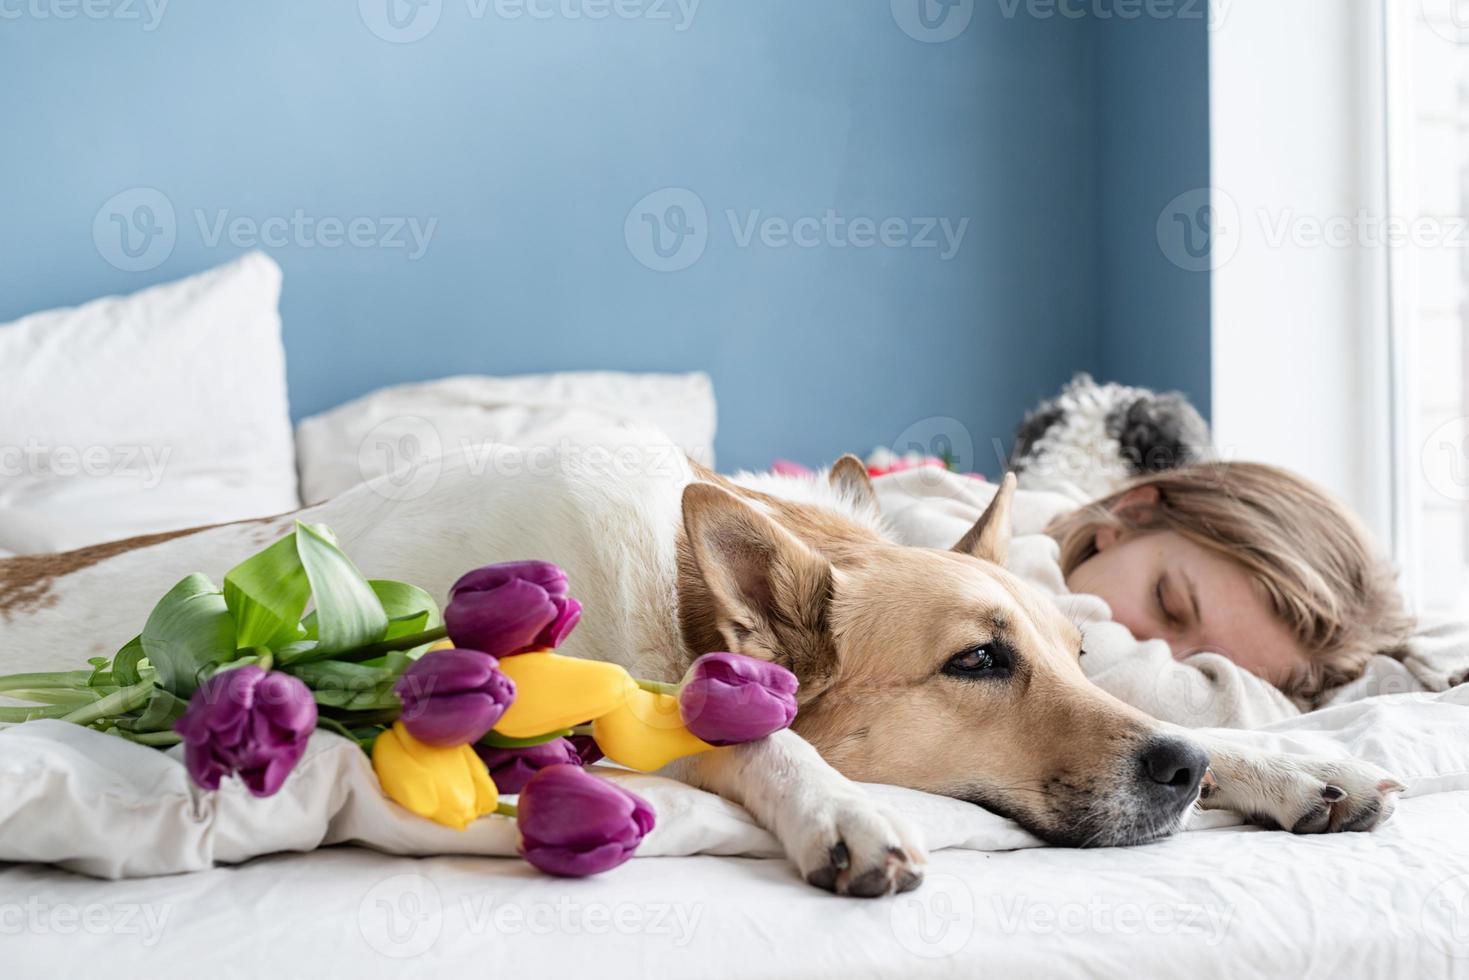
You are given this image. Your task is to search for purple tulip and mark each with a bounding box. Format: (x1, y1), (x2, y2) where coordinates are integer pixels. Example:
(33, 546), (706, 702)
(394, 648), (516, 746)
(444, 561), (583, 658)
(567, 733), (605, 767)
(516, 764), (655, 877)
(174, 666), (317, 797)
(475, 737), (582, 794)
(677, 652), (799, 746)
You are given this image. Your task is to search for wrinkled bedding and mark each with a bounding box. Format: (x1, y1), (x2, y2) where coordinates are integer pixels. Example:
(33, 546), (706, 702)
(5, 466), (1469, 976)
(5, 688), (1469, 975)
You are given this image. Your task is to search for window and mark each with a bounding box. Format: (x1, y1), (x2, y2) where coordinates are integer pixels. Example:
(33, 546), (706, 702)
(1390, 0), (1469, 614)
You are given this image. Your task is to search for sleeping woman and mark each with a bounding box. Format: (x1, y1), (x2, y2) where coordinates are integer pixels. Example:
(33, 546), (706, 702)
(1041, 460), (1423, 726)
(873, 377), (1457, 729)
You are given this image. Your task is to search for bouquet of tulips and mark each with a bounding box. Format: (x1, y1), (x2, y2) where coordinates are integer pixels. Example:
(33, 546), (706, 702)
(0, 522), (798, 877)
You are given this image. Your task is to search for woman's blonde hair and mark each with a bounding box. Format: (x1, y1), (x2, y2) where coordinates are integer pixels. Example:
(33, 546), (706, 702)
(1046, 461), (1414, 702)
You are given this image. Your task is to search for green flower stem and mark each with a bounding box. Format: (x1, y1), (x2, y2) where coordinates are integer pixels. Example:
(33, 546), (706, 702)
(0, 688), (108, 705)
(109, 729), (183, 747)
(319, 707), (401, 727)
(293, 625), (450, 666)
(478, 728), (573, 749)
(494, 802), (518, 817)
(570, 724), (594, 736)
(317, 717), (379, 750)
(636, 678), (678, 697)
(0, 670), (96, 693)
(59, 679), (155, 727)
(0, 703), (79, 722)
(316, 717), (356, 740)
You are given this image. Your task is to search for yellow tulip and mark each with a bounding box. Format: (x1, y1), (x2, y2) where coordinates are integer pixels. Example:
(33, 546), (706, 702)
(493, 651), (632, 738)
(592, 679), (715, 771)
(372, 722), (499, 830)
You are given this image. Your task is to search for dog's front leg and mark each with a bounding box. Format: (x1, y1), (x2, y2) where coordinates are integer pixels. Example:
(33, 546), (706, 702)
(662, 730), (927, 897)
(1189, 733), (1405, 834)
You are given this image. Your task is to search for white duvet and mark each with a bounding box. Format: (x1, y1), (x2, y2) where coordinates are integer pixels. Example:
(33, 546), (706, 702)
(3, 686), (1468, 879)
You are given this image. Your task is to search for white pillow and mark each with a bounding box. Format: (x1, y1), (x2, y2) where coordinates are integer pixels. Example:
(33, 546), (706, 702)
(296, 371), (717, 504)
(0, 252), (299, 554)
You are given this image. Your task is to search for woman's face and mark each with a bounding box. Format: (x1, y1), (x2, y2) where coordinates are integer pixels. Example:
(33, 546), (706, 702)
(1063, 501), (1309, 686)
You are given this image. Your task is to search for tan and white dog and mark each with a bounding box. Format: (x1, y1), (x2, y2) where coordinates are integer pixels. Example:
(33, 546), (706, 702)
(0, 430), (1402, 897)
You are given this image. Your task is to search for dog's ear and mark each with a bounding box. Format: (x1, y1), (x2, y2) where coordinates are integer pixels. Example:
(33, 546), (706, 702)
(828, 454), (878, 512)
(952, 472), (1017, 565)
(681, 482), (838, 687)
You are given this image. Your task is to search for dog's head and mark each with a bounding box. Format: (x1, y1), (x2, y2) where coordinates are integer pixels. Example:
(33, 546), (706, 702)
(677, 460), (1207, 847)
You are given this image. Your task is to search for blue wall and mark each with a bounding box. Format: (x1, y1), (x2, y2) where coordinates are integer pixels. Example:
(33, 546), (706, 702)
(1095, 11), (1212, 413)
(0, 2), (1205, 473)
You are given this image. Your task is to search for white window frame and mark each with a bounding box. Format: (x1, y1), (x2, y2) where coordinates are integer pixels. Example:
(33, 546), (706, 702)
(1382, 0), (1421, 610)
(1209, 0), (1400, 584)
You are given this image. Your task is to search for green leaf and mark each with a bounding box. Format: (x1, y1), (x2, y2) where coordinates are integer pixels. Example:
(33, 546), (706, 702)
(132, 688), (189, 732)
(271, 639), (319, 666)
(112, 635), (147, 687)
(224, 532), (311, 649)
(371, 580), (443, 635)
(85, 657), (110, 685)
(140, 574), (239, 697)
(295, 523), (389, 655)
(289, 659), (401, 711)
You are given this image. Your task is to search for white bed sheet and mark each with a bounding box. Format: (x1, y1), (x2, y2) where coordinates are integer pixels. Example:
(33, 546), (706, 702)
(4, 791), (1467, 979)
(6, 688), (1469, 976)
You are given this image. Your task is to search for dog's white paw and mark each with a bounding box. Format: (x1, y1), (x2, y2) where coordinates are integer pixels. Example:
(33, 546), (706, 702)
(782, 793), (927, 897)
(1241, 757), (1405, 835)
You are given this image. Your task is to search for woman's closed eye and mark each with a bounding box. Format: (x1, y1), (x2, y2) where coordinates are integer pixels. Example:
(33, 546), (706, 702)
(1155, 571), (1202, 632)
(1155, 575), (1183, 628)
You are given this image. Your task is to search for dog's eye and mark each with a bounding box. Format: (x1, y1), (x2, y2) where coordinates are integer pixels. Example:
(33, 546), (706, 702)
(943, 643), (1013, 679)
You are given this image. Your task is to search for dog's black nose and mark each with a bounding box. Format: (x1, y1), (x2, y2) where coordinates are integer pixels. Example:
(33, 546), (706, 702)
(1139, 738), (1208, 804)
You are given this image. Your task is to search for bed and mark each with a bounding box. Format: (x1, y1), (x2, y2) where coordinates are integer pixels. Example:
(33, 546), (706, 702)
(5, 687), (1469, 977)
(3, 258), (1467, 977)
